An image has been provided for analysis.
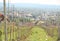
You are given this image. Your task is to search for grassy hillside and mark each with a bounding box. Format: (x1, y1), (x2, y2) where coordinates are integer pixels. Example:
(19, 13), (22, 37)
(0, 22), (58, 41)
(25, 26), (58, 41)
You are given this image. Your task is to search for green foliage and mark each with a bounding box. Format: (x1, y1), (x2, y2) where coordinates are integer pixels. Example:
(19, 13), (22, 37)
(0, 22), (58, 41)
(25, 26), (58, 41)
(0, 30), (2, 36)
(25, 27), (47, 41)
(0, 30), (2, 41)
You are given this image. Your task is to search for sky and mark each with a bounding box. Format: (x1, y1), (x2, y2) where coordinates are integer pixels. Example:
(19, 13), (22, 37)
(0, 0), (60, 5)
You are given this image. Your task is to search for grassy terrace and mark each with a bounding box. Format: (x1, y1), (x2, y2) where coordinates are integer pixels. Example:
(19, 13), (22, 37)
(0, 22), (58, 41)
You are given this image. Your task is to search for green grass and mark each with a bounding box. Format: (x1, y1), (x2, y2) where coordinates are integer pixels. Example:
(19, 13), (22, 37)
(0, 22), (58, 41)
(25, 26), (58, 41)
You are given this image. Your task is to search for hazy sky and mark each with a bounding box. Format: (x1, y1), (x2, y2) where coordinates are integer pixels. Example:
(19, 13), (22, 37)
(0, 0), (60, 5)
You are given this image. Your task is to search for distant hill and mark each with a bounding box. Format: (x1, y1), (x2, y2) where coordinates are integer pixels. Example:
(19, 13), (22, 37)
(0, 3), (60, 9)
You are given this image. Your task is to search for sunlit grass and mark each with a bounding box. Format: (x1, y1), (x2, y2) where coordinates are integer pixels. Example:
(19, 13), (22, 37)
(0, 22), (58, 41)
